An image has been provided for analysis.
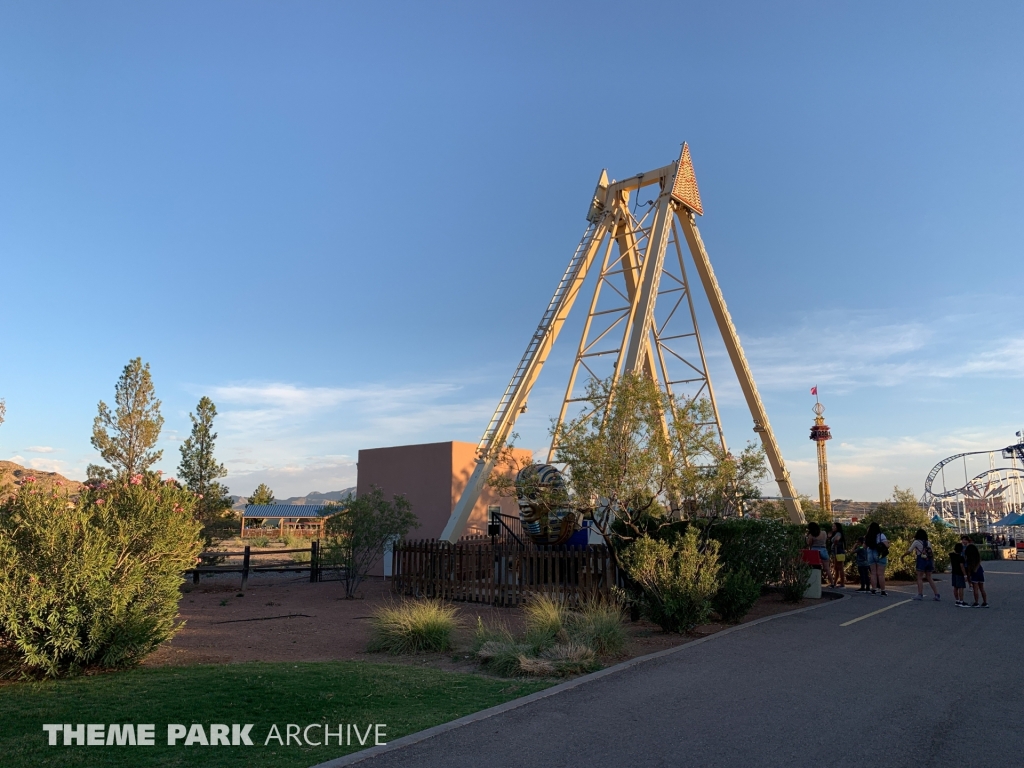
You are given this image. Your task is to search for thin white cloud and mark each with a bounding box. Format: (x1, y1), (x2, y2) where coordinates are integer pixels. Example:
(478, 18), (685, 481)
(26, 457), (68, 473)
(209, 383), (354, 412)
(712, 310), (1024, 395)
(201, 379), (495, 497)
(25, 446), (56, 453)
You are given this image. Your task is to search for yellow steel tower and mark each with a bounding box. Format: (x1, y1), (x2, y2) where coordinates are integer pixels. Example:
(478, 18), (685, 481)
(809, 398), (832, 518)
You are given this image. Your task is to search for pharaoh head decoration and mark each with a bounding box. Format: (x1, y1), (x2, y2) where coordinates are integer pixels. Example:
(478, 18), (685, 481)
(515, 463), (579, 546)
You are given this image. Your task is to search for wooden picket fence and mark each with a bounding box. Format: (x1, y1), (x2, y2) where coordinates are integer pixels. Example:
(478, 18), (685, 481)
(392, 539), (617, 607)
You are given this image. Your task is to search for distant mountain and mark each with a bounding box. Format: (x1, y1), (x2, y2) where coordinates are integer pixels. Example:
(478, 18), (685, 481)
(832, 499), (881, 519)
(230, 487), (356, 511)
(0, 460), (84, 496)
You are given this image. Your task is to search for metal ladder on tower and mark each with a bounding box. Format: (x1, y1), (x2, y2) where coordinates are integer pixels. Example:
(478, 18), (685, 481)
(475, 215), (607, 457)
(439, 213), (609, 542)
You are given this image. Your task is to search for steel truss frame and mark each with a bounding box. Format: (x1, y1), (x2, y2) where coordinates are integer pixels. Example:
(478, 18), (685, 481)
(440, 145), (804, 542)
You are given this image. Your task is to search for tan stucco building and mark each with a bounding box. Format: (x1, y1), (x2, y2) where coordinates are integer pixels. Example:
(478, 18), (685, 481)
(356, 440), (532, 541)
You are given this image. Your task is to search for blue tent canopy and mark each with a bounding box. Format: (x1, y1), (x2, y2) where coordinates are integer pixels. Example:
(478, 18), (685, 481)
(993, 512), (1024, 527)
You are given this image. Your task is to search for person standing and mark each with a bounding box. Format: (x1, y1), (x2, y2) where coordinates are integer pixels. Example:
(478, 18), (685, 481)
(806, 522), (830, 585)
(908, 528), (939, 601)
(950, 542), (968, 607)
(829, 522), (847, 589)
(865, 522), (889, 595)
(962, 535), (989, 608)
(854, 536), (871, 592)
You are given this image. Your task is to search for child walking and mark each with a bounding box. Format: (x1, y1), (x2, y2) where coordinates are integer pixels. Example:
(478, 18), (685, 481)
(854, 536), (870, 592)
(962, 535), (989, 608)
(950, 543), (967, 607)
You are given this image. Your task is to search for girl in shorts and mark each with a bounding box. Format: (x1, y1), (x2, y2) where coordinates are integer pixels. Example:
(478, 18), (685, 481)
(950, 543), (967, 606)
(865, 522), (888, 596)
(828, 522), (846, 589)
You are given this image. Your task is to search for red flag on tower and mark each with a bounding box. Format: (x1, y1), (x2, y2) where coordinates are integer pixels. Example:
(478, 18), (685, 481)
(810, 386), (818, 396)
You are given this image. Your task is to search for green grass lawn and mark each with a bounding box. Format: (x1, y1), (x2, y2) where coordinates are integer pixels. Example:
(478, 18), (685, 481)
(1, 661), (551, 768)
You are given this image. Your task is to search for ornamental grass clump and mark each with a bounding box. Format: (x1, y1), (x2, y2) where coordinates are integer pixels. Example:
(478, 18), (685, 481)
(474, 597), (625, 677)
(518, 642), (598, 678)
(367, 600), (458, 654)
(0, 475), (202, 679)
(567, 600), (627, 654)
(523, 595), (568, 652)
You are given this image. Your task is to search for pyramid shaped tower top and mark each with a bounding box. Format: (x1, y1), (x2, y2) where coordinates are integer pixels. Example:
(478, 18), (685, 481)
(671, 143), (703, 216)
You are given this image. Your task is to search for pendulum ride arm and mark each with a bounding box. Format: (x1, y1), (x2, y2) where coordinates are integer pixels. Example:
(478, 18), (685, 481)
(616, 178), (677, 379)
(677, 213), (805, 524)
(440, 206), (612, 543)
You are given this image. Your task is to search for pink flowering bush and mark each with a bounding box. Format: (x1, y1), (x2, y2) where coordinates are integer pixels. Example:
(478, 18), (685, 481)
(0, 474), (202, 678)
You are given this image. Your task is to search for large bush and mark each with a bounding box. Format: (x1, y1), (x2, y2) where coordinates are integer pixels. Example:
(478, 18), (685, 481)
(705, 518), (802, 588)
(713, 569), (762, 622)
(618, 530), (721, 632)
(0, 475), (201, 678)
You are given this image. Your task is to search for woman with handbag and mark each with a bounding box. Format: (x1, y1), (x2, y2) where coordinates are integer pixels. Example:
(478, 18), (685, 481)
(828, 522), (847, 589)
(908, 528), (940, 601)
(865, 522), (889, 596)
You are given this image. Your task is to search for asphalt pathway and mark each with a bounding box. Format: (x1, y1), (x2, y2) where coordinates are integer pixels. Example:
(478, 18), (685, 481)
(321, 560), (1024, 768)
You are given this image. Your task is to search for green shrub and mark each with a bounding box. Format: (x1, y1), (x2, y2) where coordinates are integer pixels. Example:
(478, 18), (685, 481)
(618, 530), (721, 632)
(883, 531), (917, 580)
(249, 535), (270, 548)
(367, 600), (458, 654)
(282, 533), (311, 562)
(567, 600), (626, 654)
(780, 556), (810, 602)
(705, 518), (801, 588)
(0, 476), (202, 678)
(713, 569), (762, 622)
(843, 524), (958, 581)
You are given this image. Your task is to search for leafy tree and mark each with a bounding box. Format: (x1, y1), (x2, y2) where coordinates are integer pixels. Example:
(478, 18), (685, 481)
(177, 397), (231, 521)
(0, 474), (202, 677)
(865, 486), (928, 529)
(247, 483), (275, 506)
(491, 373), (769, 546)
(90, 358), (164, 479)
(0, 397), (5, 429)
(322, 486), (418, 599)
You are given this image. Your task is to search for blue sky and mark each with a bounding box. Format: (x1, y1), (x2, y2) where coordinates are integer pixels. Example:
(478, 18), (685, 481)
(1, 2), (1022, 500)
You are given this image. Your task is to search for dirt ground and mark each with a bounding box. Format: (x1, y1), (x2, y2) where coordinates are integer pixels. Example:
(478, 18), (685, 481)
(145, 572), (834, 673)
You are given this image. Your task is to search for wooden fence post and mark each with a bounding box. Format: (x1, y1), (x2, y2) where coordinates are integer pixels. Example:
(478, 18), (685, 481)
(309, 540), (319, 583)
(240, 545), (250, 591)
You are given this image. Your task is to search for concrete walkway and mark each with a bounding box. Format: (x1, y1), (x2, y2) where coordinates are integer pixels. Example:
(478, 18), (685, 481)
(318, 561), (1024, 768)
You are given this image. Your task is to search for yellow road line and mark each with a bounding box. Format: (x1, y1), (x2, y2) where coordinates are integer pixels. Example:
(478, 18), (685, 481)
(840, 599), (913, 627)
(983, 571), (1022, 575)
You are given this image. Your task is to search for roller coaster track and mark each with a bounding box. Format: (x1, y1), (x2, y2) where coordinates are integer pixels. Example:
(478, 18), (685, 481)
(924, 440), (1024, 500)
